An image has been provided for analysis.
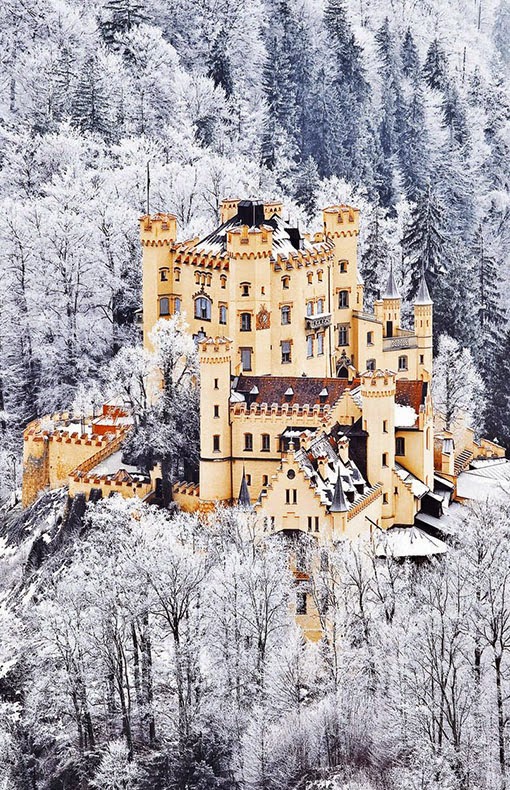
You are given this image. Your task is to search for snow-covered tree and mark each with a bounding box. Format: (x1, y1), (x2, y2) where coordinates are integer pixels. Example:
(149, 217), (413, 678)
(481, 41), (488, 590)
(433, 334), (486, 431)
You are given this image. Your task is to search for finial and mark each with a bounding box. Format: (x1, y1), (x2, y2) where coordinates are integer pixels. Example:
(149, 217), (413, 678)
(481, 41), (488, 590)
(415, 267), (433, 305)
(382, 261), (400, 300)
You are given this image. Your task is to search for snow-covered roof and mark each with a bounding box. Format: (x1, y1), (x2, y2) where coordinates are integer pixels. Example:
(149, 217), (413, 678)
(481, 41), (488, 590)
(395, 463), (429, 498)
(373, 525), (448, 557)
(395, 403), (418, 428)
(457, 460), (510, 500)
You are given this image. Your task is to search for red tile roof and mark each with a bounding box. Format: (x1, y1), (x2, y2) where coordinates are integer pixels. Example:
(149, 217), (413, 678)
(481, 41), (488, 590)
(395, 381), (427, 413)
(235, 375), (358, 407)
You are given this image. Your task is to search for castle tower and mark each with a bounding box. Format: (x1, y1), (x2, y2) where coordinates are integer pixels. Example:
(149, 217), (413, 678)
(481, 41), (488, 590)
(414, 271), (433, 378)
(139, 213), (178, 351)
(361, 369), (396, 528)
(374, 265), (401, 338)
(198, 337), (233, 507)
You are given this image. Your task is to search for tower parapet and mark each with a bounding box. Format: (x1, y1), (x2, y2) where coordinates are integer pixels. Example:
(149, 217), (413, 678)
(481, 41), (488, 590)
(361, 369), (396, 527)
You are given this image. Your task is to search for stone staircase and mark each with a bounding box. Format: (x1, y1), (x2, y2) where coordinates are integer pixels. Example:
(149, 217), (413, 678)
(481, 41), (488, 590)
(454, 448), (473, 476)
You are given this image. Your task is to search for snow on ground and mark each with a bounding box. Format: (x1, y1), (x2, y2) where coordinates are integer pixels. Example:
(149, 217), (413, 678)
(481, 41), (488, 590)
(91, 450), (143, 476)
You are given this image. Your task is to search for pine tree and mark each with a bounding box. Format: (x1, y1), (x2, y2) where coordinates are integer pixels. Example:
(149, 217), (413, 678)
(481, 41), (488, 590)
(72, 56), (113, 138)
(374, 18), (401, 208)
(423, 38), (448, 90)
(293, 156), (320, 220)
(207, 27), (234, 98)
(101, 0), (145, 46)
(484, 327), (510, 448)
(442, 83), (469, 147)
(361, 204), (391, 306)
(401, 185), (448, 301)
(399, 82), (429, 200)
(401, 28), (420, 77)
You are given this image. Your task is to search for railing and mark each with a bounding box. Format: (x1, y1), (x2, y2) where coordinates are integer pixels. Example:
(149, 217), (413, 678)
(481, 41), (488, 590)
(383, 335), (418, 351)
(352, 310), (380, 324)
(305, 313), (331, 330)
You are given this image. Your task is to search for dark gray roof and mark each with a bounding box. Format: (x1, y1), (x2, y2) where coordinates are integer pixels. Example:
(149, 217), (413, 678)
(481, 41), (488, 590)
(238, 469), (251, 508)
(329, 471), (349, 513)
(415, 272), (433, 305)
(382, 264), (401, 300)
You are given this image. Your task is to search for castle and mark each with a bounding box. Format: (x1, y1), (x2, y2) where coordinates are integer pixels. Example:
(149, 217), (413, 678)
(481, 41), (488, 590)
(22, 199), (504, 553)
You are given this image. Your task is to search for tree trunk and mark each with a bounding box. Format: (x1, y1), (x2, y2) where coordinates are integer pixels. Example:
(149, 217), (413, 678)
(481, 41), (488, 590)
(495, 652), (506, 788)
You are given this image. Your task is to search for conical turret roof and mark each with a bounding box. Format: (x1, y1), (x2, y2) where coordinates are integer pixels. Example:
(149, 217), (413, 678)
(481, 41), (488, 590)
(415, 271), (433, 305)
(329, 469), (349, 513)
(238, 468), (251, 508)
(382, 264), (400, 300)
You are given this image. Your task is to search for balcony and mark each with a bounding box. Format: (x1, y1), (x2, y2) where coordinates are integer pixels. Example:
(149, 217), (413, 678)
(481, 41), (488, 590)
(305, 312), (331, 330)
(383, 333), (418, 351)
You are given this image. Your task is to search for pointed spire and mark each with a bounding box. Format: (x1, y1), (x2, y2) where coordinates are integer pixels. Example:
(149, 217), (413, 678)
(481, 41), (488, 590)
(382, 262), (400, 300)
(238, 467), (251, 508)
(329, 469), (349, 513)
(415, 268), (433, 305)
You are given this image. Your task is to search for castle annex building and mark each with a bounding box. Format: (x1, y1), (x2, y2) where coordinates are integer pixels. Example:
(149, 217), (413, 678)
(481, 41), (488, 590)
(23, 199), (505, 557)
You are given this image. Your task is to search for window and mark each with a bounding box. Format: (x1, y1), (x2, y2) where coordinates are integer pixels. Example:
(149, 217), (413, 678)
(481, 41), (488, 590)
(261, 434), (270, 452)
(317, 270), (323, 282)
(282, 276), (290, 289)
(338, 326), (348, 346)
(285, 489), (298, 504)
(367, 331), (373, 346)
(214, 378), (219, 390)
(426, 427), (431, 451)
(306, 301), (314, 316)
(307, 335), (314, 357)
(419, 354), (424, 365)
(240, 312), (252, 332)
(317, 334), (324, 355)
(220, 275), (227, 289)
(307, 516), (313, 532)
(307, 272), (313, 284)
(219, 305), (227, 324)
(174, 297), (181, 314)
(281, 305), (291, 325)
(317, 298), (324, 314)
(262, 475), (268, 486)
(296, 591), (307, 615)
(244, 433), (253, 451)
(398, 355), (408, 371)
(174, 267), (180, 282)
(213, 435), (220, 452)
(383, 420), (388, 433)
(338, 290), (349, 308)
(281, 341), (291, 364)
(382, 452), (388, 467)
(241, 348), (252, 371)
(160, 268), (168, 282)
(241, 282), (250, 296)
(314, 516), (319, 532)
(194, 296), (211, 320)
(396, 437), (405, 456)
(383, 493), (388, 504)
(366, 359), (376, 371)
(159, 297), (170, 316)
(246, 474), (251, 486)
(214, 405), (220, 418)
(340, 260), (347, 273)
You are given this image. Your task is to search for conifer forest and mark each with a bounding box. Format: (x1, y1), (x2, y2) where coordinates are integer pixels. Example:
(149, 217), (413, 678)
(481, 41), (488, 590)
(0, 0), (510, 788)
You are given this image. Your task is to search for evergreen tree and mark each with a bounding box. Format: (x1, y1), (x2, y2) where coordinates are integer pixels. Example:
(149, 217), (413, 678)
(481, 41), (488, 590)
(423, 38), (448, 90)
(72, 56), (113, 138)
(473, 224), (505, 337)
(484, 327), (510, 448)
(399, 82), (429, 200)
(374, 18), (401, 208)
(401, 185), (448, 301)
(293, 156), (320, 220)
(361, 204), (390, 306)
(442, 83), (469, 147)
(401, 28), (419, 78)
(207, 27), (234, 98)
(101, 0), (145, 46)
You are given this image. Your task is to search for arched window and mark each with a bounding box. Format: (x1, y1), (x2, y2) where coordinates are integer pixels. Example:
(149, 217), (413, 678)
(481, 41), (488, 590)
(317, 270), (323, 282)
(281, 305), (291, 325)
(307, 272), (313, 285)
(244, 433), (253, 451)
(194, 296), (211, 320)
(261, 434), (270, 451)
(398, 355), (408, 371)
(338, 290), (349, 308)
(282, 276), (290, 289)
(173, 267), (180, 282)
(195, 271), (201, 284)
(159, 297), (170, 316)
(317, 298), (324, 314)
(160, 268), (169, 282)
(240, 312), (252, 331)
(219, 305), (227, 324)
(220, 274), (227, 289)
